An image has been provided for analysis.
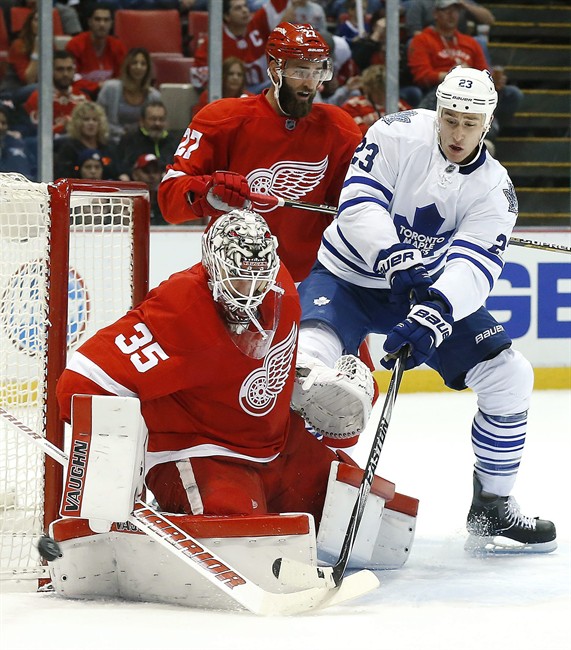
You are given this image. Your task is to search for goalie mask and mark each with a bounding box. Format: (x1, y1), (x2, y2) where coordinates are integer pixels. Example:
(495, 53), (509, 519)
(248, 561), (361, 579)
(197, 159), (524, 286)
(266, 23), (333, 116)
(436, 66), (498, 153)
(202, 210), (281, 343)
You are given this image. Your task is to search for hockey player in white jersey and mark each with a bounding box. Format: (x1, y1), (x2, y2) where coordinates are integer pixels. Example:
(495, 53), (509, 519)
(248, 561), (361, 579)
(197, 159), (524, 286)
(295, 66), (557, 554)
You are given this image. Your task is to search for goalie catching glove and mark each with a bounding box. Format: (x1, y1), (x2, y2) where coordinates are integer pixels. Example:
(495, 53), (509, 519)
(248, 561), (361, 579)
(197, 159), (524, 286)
(186, 171), (252, 219)
(291, 352), (375, 444)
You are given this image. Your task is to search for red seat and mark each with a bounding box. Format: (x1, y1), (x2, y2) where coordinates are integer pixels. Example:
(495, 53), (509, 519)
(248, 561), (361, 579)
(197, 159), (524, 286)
(10, 7), (63, 36)
(153, 56), (194, 86)
(0, 12), (8, 79)
(187, 10), (208, 55)
(114, 9), (183, 55)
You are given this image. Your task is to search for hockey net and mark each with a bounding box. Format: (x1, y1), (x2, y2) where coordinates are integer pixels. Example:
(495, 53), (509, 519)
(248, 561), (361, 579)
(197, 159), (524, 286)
(0, 174), (149, 581)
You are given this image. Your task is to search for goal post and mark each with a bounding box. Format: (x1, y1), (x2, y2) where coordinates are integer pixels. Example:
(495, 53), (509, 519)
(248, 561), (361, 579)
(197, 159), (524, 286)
(0, 174), (150, 581)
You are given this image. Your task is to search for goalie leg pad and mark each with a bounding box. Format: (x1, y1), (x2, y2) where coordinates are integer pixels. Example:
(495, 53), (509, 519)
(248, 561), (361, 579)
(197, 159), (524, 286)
(317, 461), (418, 569)
(60, 395), (147, 532)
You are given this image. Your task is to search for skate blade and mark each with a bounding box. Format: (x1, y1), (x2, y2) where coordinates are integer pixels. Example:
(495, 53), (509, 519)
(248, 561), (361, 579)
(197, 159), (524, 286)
(464, 534), (558, 556)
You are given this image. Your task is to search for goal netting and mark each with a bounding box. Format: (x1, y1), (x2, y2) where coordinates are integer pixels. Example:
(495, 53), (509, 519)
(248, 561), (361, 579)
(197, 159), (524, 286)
(0, 174), (149, 581)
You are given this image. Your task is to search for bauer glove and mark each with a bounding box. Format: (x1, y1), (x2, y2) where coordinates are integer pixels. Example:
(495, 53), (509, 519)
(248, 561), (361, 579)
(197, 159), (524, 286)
(187, 171), (251, 219)
(374, 243), (432, 305)
(381, 300), (453, 370)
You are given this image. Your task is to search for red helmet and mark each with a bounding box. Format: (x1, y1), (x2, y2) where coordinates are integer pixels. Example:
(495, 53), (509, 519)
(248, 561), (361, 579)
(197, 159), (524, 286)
(266, 22), (331, 64)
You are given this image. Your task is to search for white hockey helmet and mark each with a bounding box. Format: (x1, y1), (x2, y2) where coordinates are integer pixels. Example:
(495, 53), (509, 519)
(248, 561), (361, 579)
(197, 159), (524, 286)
(202, 209), (280, 323)
(436, 66), (498, 131)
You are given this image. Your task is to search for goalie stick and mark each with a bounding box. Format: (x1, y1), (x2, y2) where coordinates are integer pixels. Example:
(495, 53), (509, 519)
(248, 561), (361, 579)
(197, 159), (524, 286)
(273, 347), (408, 590)
(249, 193), (571, 255)
(0, 406), (379, 615)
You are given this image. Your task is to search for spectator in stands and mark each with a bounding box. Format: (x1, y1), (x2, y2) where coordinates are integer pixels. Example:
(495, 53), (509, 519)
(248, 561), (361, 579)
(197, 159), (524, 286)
(97, 47), (161, 144)
(23, 50), (89, 136)
(408, 0), (523, 138)
(73, 147), (104, 179)
(192, 56), (252, 117)
(336, 0), (365, 44)
(118, 99), (178, 175)
(0, 102), (33, 177)
(66, 3), (127, 95)
(54, 100), (127, 180)
(405, 0), (494, 38)
(3, 8), (38, 98)
(340, 63), (411, 135)
(191, 0), (290, 94)
(405, 0), (494, 62)
(289, 0), (327, 34)
(131, 152), (168, 225)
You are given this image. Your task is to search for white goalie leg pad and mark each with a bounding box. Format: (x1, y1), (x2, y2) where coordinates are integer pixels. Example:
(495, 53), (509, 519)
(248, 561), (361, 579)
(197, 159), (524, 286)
(48, 513), (319, 608)
(317, 461), (419, 569)
(291, 353), (374, 441)
(60, 395), (147, 533)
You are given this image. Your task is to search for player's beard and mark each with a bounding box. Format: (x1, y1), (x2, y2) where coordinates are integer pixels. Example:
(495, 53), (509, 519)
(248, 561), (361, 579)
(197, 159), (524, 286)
(278, 82), (316, 119)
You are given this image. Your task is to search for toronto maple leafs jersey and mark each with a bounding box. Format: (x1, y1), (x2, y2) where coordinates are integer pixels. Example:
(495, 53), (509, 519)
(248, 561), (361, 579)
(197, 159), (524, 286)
(318, 109), (519, 321)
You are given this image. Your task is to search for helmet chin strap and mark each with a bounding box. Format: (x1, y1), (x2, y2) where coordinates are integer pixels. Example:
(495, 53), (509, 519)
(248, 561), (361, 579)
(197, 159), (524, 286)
(268, 63), (291, 117)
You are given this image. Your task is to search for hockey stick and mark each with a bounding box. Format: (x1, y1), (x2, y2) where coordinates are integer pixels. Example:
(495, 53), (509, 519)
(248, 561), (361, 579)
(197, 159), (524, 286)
(273, 346), (408, 589)
(0, 406), (378, 615)
(250, 193), (571, 255)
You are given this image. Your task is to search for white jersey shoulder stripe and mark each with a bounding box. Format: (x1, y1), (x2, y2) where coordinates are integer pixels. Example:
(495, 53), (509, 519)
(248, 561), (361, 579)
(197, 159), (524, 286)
(67, 352), (137, 398)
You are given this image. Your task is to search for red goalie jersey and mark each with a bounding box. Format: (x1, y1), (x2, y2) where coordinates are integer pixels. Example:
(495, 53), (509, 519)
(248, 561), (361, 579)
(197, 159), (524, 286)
(57, 263), (301, 468)
(158, 92), (362, 282)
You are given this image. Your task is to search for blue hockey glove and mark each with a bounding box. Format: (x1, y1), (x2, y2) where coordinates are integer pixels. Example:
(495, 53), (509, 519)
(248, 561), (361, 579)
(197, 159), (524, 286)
(374, 243), (432, 304)
(381, 301), (453, 370)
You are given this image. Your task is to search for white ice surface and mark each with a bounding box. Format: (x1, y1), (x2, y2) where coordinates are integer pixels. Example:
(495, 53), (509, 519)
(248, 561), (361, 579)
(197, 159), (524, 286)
(1, 390), (570, 650)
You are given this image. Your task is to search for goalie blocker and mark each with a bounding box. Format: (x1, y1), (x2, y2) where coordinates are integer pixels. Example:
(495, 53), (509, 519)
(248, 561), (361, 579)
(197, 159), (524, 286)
(47, 395), (418, 609)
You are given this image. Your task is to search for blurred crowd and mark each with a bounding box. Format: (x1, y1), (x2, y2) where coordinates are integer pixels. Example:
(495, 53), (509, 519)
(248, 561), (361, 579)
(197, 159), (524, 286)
(0, 0), (523, 224)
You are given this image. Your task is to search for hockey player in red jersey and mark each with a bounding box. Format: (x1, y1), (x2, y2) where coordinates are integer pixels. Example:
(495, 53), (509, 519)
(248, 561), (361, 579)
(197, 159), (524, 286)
(158, 22), (363, 283)
(56, 210), (363, 522)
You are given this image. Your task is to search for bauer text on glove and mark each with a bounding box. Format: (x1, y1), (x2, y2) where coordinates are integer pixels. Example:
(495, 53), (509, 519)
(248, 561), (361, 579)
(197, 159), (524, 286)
(382, 301), (453, 370)
(374, 243), (432, 304)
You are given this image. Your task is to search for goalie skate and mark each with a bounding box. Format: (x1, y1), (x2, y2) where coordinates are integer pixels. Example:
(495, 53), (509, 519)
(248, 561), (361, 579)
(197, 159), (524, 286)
(465, 474), (557, 555)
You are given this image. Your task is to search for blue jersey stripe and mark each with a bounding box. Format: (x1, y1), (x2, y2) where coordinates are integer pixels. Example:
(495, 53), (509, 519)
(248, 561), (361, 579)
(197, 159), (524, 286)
(447, 252), (494, 290)
(338, 195), (389, 215)
(452, 238), (504, 268)
(343, 175), (393, 203)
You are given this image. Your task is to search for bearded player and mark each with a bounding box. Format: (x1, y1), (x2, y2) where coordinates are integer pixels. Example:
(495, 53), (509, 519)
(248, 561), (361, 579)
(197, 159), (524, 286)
(158, 23), (362, 284)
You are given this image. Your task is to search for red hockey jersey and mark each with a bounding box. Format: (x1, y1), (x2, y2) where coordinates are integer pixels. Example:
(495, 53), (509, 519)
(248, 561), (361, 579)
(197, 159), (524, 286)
(157, 92), (362, 282)
(57, 263), (301, 467)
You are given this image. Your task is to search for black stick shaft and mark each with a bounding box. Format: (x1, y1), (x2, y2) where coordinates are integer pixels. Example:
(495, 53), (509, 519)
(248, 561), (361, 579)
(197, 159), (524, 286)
(331, 348), (407, 586)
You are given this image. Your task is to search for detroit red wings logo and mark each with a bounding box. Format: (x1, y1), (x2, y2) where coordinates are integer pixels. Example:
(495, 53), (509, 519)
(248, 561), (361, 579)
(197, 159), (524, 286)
(246, 157), (329, 212)
(239, 324), (297, 416)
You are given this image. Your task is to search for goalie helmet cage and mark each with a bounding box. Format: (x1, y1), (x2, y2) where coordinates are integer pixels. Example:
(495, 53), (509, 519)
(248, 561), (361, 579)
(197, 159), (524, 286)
(0, 174), (149, 582)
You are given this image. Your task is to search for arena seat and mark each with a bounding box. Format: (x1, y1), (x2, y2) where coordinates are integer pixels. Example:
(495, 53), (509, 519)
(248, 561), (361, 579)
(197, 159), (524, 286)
(10, 7), (63, 36)
(153, 56), (194, 86)
(187, 10), (208, 55)
(114, 9), (183, 56)
(159, 83), (199, 131)
(0, 13), (8, 79)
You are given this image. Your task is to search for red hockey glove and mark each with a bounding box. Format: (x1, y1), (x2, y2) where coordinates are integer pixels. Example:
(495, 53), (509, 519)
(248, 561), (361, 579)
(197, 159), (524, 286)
(187, 171), (251, 219)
